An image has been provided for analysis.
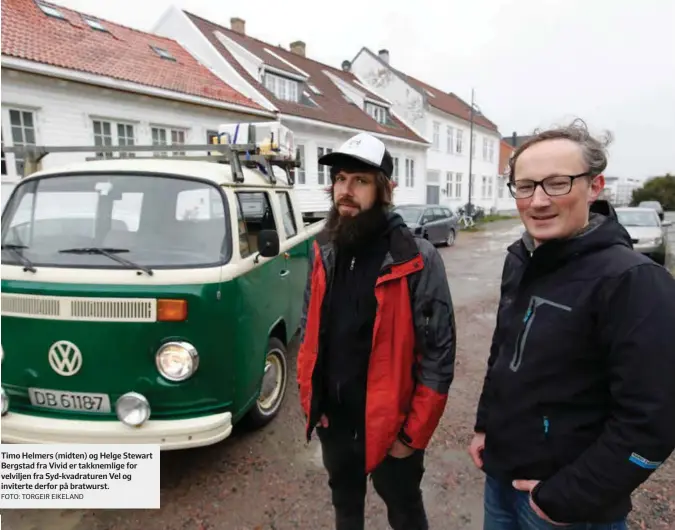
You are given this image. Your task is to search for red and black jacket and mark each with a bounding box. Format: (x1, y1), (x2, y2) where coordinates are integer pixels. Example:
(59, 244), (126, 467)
(297, 213), (456, 473)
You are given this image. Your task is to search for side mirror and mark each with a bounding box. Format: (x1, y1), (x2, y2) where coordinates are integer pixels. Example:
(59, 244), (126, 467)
(255, 229), (280, 263)
(663, 220), (672, 228)
(420, 217), (428, 225)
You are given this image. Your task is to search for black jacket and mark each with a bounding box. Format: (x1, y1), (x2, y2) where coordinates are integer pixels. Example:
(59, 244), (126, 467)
(475, 207), (675, 523)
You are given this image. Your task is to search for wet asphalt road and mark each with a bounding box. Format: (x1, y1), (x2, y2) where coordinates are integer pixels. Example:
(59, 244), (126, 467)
(2, 217), (673, 530)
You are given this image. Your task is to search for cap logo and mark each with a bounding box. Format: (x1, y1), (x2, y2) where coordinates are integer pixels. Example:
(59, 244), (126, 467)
(347, 139), (362, 148)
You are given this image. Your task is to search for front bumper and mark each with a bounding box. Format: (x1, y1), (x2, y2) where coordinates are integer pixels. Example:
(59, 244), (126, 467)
(1, 410), (232, 449)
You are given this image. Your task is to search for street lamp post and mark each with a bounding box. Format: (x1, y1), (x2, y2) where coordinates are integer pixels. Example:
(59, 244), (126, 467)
(467, 88), (475, 215)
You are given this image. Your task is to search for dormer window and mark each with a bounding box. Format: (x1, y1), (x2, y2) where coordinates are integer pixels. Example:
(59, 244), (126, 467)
(365, 102), (388, 125)
(264, 72), (299, 103)
(37, 2), (65, 19)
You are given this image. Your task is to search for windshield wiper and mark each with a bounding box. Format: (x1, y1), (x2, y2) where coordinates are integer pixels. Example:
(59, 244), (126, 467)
(58, 247), (153, 276)
(1, 244), (37, 273)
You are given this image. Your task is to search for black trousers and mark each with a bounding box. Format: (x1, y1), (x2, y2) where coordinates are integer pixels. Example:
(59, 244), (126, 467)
(317, 421), (429, 530)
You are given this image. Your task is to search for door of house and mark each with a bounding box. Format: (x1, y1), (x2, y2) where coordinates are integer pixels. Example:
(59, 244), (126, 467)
(426, 185), (440, 204)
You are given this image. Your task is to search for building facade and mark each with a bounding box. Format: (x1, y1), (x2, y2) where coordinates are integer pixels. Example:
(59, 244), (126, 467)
(1, 0), (273, 193)
(153, 9), (429, 218)
(349, 47), (514, 213)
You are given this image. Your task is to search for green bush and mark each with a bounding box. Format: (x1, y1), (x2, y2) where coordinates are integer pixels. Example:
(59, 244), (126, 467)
(630, 174), (675, 210)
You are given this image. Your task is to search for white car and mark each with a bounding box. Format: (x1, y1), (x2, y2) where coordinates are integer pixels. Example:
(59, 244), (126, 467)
(616, 207), (672, 266)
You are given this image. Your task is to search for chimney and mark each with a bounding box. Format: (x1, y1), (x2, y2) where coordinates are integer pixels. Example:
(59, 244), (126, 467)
(341, 60), (351, 72)
(230, 17), (246, 35)
(378, 49), (390, 64)
(290, 40), (306, 57)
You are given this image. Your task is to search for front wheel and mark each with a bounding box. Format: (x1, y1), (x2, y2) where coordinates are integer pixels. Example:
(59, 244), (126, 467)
(243, 337), (288, 429)
(445, 229), (456, 247)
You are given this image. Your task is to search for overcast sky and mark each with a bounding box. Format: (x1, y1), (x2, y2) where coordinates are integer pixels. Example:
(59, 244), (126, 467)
(50, 0), (675, 180)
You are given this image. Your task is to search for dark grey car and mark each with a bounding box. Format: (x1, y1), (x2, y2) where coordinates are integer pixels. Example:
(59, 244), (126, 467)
(394, 204), (458, 246)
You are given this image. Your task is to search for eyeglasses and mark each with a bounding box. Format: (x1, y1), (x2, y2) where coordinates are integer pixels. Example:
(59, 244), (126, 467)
(507, 172), (592, 199)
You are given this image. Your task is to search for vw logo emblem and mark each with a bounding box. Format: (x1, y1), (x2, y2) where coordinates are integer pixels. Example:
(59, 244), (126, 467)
(48, 340), (83, 376)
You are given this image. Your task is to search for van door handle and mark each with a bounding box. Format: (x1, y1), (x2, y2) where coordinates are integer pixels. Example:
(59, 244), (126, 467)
(280, 270), (290, 277)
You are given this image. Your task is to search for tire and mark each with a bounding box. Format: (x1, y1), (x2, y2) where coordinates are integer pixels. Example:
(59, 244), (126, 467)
(243, 336), (288, 429)
(444, 229), (456, 247)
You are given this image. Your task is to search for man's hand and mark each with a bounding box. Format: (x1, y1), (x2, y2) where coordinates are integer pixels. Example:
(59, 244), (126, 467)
(468, 432), (485, 469)
(512, 480), (568, 526)
(389, 438), (415, 459)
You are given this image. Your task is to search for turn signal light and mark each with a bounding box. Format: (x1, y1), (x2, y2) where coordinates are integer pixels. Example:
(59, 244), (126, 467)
(157, 299), (187, 322)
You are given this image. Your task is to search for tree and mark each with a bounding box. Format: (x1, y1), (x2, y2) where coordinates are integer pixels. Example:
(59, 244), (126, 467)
(630, 173), (675, 210)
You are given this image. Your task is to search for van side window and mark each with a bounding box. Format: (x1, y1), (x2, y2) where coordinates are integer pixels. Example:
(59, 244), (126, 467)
(276, 191), (297, 238)
(235, 194), (251, 258)
(235, 191), (276, 258)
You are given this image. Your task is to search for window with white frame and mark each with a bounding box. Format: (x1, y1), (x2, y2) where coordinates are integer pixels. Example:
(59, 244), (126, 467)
(405, 158), (415, 187)
(151, 126), (186, 157)
(264, 72), (300, 103)
(432, 122), (440, 150)
(92, 120), (136, 159)
(498, 176), (506, 198)
(392, 157), (400, 184)
(8, 109), (37, 176)
(446, 172), (453, 198)
(365, 102), (388, 124)
(489, 139), (495, 163)
(487, 175), (493, 198)
(481, 175), (489, 199)
(482, 137), (489, 161)
(295, 145), (306, 185)
(317, 146), (332, 185)
(446, 126), (454, 154)
(455, 173), (463, 199)
(456, 129), (464, 154)
(1, 132), (7, 176)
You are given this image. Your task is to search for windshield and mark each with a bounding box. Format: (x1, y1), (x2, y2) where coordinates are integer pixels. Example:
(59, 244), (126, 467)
(1, 174), (230, 269)
(617, 210), (659, 227)
(395, 207), (423, 224)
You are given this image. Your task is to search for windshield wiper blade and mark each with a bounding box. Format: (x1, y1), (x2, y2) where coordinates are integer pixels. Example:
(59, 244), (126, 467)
(1, 244), (37, 273)
(58, 247), (153, 276)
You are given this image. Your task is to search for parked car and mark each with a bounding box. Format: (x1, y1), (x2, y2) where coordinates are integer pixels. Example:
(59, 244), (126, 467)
(394, 204), (458, 246)
(616, 207), (671, 265)
(0, 130), (323, 449)
(638, 200), (665, 221)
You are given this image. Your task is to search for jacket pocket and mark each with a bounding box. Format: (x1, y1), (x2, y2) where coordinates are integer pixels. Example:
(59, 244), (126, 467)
(509, 296), (572, 372)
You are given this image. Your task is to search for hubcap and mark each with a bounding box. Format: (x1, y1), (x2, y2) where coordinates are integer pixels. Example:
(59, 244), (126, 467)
(258, 351), (284, 412)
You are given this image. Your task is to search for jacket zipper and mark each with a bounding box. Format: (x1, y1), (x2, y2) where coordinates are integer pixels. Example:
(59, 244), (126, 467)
(543, 415), (550, 440)
(510, 298), (537, 372)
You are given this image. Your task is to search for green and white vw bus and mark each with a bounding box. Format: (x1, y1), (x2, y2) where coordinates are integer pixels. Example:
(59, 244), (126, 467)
(0, 136), (323, 449)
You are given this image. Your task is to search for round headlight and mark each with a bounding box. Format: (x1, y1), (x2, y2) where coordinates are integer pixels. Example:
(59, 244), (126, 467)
(115, 392), (150, 427)
(155, 341), (199, 382)
(1, 387), (10, 416)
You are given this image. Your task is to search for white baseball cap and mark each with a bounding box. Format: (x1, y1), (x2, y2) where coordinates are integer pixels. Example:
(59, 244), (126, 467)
(318, 132), (394, 179)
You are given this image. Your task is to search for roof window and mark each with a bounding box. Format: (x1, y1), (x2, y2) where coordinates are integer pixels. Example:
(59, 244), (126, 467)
(37, 2), (65, 19)
(84, 17), (107, 32)
(150, 45), (176, 61)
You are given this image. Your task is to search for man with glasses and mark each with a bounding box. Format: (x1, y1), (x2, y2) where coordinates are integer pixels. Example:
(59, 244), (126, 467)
(468, 120), (675, 529)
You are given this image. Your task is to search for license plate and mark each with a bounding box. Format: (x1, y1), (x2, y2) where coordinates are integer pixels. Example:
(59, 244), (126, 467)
(28, 388), (111, 413)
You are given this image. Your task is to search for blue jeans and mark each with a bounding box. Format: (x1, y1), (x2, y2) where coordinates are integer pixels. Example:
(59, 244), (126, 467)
(483, 475), (627, 530)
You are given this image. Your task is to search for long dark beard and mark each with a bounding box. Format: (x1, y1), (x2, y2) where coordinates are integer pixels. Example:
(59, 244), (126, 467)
(325, 203), (389, 250)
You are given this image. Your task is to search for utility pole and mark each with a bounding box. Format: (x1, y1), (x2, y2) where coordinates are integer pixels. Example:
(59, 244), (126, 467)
(467, 88), (475, 215)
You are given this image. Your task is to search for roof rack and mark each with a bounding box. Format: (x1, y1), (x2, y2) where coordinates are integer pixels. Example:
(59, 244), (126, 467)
(2, 142), (301, 186)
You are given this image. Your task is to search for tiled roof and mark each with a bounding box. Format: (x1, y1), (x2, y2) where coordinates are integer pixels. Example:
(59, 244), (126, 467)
(403, 74), (499, 132)
(499, 139), (515, 175)
(185, 11), (427, 144)
(1, 0), (265, 111)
